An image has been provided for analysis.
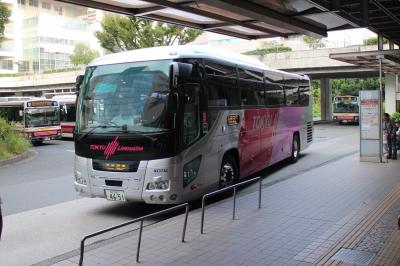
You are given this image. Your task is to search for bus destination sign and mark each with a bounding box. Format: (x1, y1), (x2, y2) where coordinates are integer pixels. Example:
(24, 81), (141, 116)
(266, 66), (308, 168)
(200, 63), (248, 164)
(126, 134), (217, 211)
(27, 101), (58, 107)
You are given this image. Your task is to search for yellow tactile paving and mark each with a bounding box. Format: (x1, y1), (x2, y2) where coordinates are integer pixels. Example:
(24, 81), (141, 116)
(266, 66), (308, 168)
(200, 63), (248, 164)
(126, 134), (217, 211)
(314, 184), (400, 266)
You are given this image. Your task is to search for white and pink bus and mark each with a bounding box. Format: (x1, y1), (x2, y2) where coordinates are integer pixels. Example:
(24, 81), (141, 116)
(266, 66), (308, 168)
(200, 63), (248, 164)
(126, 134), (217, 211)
(53, 95), (76, 138)
(73, 46), (313, 204)
(0, 97), (61, 145)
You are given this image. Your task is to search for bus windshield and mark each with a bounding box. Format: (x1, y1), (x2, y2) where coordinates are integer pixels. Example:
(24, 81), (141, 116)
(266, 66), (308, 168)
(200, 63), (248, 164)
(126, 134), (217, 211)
(25, 107), (60, 127)
(333, 102), (359, 113)
(77, 60), (173, 134)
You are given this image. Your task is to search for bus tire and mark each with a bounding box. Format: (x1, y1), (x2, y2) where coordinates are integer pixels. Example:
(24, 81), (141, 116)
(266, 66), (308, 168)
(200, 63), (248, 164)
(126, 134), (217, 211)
(219, 154), (238, 188)
(289, 134), (300, 163)
(31, 140), (43, 146)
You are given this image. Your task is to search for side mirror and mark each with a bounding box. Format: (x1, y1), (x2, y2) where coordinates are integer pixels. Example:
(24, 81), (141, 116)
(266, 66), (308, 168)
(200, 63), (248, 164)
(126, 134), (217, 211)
(19, 110), (23, 117)
(169, 62), (179, 89)
(76, 75), (84, 93)
(169, 62), (193, 89)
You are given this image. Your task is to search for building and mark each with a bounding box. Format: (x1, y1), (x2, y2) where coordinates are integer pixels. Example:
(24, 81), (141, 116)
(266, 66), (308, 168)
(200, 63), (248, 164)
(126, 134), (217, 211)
(0, 0), (102, 74)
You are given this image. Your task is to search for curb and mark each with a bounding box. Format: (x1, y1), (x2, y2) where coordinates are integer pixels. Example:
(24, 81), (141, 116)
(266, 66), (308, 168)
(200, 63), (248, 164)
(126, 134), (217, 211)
(0, 149), (36, 167)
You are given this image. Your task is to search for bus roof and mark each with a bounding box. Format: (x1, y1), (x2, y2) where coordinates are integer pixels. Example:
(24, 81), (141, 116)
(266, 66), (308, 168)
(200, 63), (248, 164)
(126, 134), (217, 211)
(0, 98), (56, 106)
(88, 45), (308, 81)
(0, 96), (34, 102)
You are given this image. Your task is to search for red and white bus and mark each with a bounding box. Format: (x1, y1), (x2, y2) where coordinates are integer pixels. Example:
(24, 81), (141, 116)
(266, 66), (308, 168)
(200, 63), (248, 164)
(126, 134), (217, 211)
(0, 97), (62, 144)
(73, 46), (313, 204)
(53, 94), (76, 138)
(332, 96), (359, 124)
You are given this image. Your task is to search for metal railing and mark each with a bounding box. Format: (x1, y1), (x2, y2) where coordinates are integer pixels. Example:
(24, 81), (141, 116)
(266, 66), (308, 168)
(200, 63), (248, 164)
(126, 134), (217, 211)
(79, 203), (189, 265)
(201, 176), (262, 234)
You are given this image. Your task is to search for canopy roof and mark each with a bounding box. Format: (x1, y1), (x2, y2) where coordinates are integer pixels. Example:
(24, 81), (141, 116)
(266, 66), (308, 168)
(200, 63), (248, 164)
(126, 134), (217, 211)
(56, 0), (400, 44)
(330, 50), (400, 75)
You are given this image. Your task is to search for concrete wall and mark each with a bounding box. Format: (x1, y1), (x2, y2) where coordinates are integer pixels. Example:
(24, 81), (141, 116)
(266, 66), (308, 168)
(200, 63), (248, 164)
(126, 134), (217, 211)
(0, 69), (84, 89)
(255, 45), (377, 70)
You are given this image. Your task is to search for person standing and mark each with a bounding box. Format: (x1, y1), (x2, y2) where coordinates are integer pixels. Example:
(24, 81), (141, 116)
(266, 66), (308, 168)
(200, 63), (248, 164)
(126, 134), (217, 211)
(383, 113), (397, 159)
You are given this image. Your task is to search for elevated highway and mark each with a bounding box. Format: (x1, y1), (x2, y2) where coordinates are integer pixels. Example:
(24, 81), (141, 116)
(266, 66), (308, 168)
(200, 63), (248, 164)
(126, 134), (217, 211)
(257, 45), (379, 79)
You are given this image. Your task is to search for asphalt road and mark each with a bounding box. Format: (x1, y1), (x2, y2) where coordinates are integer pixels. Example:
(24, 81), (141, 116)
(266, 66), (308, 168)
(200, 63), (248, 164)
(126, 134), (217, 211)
(0, 122), (360, 265)
(0, 140), (77, 215)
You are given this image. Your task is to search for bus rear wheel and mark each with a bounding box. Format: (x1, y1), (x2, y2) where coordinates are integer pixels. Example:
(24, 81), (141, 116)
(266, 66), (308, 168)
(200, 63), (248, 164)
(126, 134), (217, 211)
(289, 134), (300, 163)
(219, 154), (238, 188)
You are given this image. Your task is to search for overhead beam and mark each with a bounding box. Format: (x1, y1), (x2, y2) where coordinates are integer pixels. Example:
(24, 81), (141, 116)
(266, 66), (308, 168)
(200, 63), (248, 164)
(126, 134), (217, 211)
(194, 0), (327, 38)
(142, 0), (288, 37)
(142, 14), (254, 40)
(55, 0), (136, 16)
(135, 6), (167, 16)
(308, 0), (362, 27)
(370, 0), (400, 26)
(361, 0), (369, 26)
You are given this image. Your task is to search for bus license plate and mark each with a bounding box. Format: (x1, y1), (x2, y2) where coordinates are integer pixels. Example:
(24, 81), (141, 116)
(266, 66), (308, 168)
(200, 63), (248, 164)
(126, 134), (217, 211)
(105, 190), (126, 202)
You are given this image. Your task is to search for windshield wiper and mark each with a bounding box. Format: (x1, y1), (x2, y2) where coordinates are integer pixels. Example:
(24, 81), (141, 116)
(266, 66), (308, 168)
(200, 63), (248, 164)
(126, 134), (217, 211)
(78, 125), (121, 141)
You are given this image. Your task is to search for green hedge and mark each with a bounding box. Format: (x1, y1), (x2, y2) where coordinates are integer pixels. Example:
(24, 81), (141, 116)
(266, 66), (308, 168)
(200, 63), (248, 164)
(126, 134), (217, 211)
(392, 112), (400, 122)
(0, 118), (31, 160)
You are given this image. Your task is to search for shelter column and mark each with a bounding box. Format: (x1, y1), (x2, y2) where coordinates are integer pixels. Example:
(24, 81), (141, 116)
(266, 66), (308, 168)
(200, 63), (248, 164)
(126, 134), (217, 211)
(320, 77), (332, 121)
(385, 74), (398, 115)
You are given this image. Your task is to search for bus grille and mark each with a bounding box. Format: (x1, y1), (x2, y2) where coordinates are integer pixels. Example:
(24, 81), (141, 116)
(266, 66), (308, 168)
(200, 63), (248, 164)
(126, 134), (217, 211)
(306, 122), (313, 143)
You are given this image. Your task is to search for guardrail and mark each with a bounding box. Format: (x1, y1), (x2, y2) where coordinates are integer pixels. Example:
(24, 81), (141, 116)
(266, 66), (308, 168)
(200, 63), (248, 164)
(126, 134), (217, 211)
(201, 176), (262, 234)
(79, 203), (189, 265)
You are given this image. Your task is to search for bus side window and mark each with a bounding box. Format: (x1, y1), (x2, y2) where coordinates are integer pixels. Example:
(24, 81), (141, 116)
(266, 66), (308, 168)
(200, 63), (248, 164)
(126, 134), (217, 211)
(265, 83), (284, 107)
(284, 86), (299, 106)
(207, 81), (227, 107)
(299, 86), (310, 106)
(238, 68), (264, 106)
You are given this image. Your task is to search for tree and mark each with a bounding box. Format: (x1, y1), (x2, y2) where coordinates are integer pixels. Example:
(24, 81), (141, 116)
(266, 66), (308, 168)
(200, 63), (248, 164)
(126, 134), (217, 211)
(363, 37), (388, 46)
(303, 35), (325, 50)
(0, 3), (11, 45)
(70, 43), (100, 66)
(94, 15), (202, 53)
(243, 41), (292, 56)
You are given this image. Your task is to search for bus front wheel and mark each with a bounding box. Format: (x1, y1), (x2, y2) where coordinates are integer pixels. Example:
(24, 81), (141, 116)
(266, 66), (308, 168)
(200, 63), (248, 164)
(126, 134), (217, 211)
(219, 154), (238, 188)
(31, 140), (43, 146)
(289, 134), (300, 163)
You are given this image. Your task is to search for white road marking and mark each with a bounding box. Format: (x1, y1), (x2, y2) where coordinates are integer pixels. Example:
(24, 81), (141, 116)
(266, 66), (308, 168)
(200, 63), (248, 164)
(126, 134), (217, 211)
(66, 149), (74, 153)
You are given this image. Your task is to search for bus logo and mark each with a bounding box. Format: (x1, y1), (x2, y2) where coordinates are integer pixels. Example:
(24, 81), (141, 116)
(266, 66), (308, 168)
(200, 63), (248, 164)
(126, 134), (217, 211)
(90, 136), (144, 160)
(104, 136), (120, 160)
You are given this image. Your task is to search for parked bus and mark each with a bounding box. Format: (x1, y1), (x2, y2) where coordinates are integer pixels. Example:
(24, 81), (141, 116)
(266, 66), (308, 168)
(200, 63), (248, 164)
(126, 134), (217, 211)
(73, 46), (313, 204)
(332, 96), (359, 124)
(53, 94), (76, 138)
(0, 97), (61, 144)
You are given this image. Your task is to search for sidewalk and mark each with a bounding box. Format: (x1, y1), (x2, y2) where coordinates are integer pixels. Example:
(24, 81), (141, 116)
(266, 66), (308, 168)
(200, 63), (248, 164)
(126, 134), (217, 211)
(48, 153), (400, 266)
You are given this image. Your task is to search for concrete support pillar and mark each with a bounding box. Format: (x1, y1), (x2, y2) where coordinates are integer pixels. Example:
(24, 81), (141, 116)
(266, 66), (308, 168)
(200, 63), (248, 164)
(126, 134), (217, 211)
(320, 78), (332, 121)
(378, 33), (384, 50)
(385, 73), (398, 115)
(389, 39), (395, 50)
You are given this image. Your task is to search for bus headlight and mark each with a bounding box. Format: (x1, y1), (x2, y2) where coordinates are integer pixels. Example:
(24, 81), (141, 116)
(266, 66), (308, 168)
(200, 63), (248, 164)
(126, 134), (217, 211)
(75, 171), (87, 185)
(183, 155), (201, 188)
(146, 180), (170, 190)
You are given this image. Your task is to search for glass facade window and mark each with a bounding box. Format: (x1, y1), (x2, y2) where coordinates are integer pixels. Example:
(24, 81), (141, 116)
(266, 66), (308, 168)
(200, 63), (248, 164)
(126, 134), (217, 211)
(54, 5), (62, 15)
(42, 2), (51, 10)
(18, 0), (26, 5)
(0, 60), (13, 70)
(29, 0), (38, 7)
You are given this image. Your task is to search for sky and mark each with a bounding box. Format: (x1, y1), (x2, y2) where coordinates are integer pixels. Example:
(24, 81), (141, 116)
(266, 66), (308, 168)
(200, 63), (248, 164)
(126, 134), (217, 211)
(325, 28), (376, 47)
